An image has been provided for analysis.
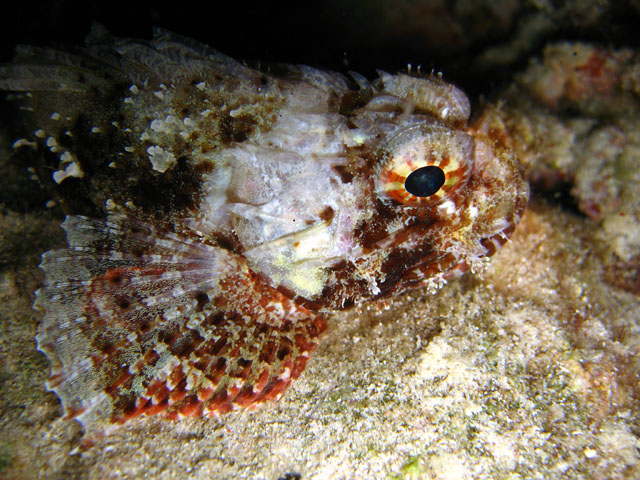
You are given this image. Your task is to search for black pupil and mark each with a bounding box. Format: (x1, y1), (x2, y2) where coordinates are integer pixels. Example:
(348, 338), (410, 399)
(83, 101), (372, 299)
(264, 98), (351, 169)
(404, 166), (446, 197)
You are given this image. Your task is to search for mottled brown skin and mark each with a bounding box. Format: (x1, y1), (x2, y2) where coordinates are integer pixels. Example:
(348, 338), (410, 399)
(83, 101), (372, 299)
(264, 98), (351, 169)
(1, 28), (528, 435)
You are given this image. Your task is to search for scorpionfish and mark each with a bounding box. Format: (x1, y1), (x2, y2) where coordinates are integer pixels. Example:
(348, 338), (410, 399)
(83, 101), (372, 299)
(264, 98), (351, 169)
(1, 28), (528, 434)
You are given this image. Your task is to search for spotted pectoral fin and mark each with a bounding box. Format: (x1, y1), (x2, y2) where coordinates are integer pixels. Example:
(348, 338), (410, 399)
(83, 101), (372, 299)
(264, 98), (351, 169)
(34, 215), (326, 434)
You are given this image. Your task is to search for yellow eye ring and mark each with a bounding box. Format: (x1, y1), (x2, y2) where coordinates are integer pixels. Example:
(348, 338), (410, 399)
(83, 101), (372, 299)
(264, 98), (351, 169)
(377, 123), (474, 207)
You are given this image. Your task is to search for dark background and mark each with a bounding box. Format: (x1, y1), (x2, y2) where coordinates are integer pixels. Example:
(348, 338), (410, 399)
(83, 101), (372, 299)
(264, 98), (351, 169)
(2, 0), (640, 96)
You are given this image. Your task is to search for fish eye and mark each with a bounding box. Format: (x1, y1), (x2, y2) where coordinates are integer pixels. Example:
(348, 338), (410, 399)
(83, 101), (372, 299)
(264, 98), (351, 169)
(404, 165), (445, 197)
(377, 124), (474, 207)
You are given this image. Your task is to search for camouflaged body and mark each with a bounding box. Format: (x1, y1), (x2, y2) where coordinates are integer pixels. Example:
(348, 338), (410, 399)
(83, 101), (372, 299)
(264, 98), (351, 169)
(1, 28), (528, 433)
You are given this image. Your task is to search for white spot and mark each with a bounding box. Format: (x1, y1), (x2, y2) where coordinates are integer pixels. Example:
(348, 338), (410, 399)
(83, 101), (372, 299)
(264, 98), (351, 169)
(91, 126), (101, 134)
(426, 275), (447, 294)
(50, 112), (61, 120)
(12, 138), (36, 149)
(154, 90), (165, 100)
(185, 372), (197, 390)
(143, 296), (158, 307)
(124, 146), (135, 152)
(344, 130), (367, 146)
(161, 270), (182, 280)
(52, 162), (83, 184)
(200, 109), (212, 117)
(45, 200), (56, 208)
(196, 82), (206, 91)
(150, 119), (164, 132)
(35, 129), (46, 138)
(105, 199), (116, 210)
(129, 84), (139, 94)
(109, 251), (124, 260)
(171, 285), (185, 297)
(153, 342), (168, 355)
(146, 145), (176, 173)
(438, 200), (456, 215)
(231, 379), (244, 391)
(124, 97), (134, 104)
(60, 151), (75, 163)
(468, 205), (479, 218)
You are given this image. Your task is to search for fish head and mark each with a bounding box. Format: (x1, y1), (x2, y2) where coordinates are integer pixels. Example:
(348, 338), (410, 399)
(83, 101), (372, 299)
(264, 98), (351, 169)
(215, 72), (529, 308)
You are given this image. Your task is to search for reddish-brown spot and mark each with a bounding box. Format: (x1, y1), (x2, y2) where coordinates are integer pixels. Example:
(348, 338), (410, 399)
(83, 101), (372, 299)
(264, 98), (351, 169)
(197, 386), (215, 402)
(143, 349), (160, 366)
(146, 397), (170, 416)
(293, 295), (323, 311)
(105, 369), (134, 396)
(193, 357), (212, 372)
(179, 396), (204, 417)
(152, 385), (171, 405)
(260, 340), (277, 364)
(384, 171), (405, 183)
(261, 378), (290, 402)
(294, 333), (314, 353)
(319, 206), (335, 222)
(291, 355), (308, 379)
(207, 388), (234, 414)
(205, 357), (227, 385)
(439, 155), (451, 168)
(167, 366), (185, 386)
(169, 384), (188, 403)
(277, 337), (293, 361)
(230, 358), (252, 380)
(144, 379), (166, 398)
(332, 164), (355, 183)
(480, 237), (498, 257)
(577, 52), (608, 78)
(254, 367), (270, 392)
(233, 384), (260, 407)
(158, 328), (181, 347)
(113, 393), (139, 422)
(276, 284), (297, 300)
(168, 330), (204, 358)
